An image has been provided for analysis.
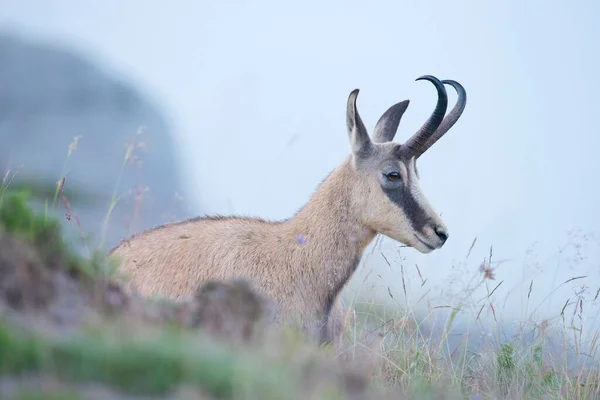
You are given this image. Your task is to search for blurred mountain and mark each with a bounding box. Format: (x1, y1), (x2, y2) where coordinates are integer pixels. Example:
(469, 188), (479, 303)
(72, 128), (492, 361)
(0, 32), (192, 253)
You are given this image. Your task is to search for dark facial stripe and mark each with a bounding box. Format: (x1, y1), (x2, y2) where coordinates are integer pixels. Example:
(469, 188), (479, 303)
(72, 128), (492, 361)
(382, 178), (430, 233)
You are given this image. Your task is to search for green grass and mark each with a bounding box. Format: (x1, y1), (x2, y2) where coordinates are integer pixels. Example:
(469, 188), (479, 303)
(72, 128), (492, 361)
(0, 189), (118, 280)
(0, 319), (306, 399)
(333, 296), (600, 399)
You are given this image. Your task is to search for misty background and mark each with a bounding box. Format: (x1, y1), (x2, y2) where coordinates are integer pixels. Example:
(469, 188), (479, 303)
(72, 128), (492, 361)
(1, 0), (599, 348)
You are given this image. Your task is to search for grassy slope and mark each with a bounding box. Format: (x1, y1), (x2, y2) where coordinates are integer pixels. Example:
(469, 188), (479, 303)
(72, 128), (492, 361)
(0, 189), (599, 399)
(0, 190), (385, 400)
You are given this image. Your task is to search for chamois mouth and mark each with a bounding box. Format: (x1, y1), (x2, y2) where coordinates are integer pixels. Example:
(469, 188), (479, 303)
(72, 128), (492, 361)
(414, 234), (437, 251)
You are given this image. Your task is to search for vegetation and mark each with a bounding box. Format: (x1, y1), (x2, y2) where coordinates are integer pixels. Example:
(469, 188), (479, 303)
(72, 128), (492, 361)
(1, 136), (599, 399)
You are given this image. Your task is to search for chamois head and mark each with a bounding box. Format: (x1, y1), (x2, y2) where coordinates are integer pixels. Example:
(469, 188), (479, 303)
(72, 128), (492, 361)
(346, 75), (466, 253)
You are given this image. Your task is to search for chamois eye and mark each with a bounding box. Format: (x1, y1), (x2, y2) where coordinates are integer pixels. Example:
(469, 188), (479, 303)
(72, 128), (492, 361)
(385, 172), (401, 182)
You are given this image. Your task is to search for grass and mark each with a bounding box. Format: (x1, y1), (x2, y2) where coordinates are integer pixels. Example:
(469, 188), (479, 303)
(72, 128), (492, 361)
(1, 135), (600, 399)
(0, 320), (296, 398)
(333, 242), (600, 399)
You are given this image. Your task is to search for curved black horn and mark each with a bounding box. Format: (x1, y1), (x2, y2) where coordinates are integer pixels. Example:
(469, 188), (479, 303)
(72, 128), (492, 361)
(414, 79), (467, 158)
(401, 75), (448, 158)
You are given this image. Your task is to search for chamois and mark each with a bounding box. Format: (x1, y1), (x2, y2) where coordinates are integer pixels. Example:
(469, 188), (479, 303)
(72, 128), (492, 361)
(108, 75), (467, 342)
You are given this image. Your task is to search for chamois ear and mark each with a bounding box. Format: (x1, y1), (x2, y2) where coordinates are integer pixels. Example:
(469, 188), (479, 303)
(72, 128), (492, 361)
(372, 99), (410, 143)
(346, 89), (372, 155)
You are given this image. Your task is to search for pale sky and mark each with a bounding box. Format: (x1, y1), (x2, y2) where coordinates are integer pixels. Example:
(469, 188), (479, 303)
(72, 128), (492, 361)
(2, 0), (600, 339)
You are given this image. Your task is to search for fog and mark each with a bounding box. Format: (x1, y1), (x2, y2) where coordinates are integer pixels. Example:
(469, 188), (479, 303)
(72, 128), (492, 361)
(2, 0), (600, 341)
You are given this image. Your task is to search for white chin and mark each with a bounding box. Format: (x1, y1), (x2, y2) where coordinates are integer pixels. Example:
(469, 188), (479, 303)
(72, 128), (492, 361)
(415, 243), (435, 254)
(412, 236), (437, 254)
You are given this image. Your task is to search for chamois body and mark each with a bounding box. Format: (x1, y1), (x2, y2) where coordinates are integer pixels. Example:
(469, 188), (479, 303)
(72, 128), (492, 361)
(111, 159), (372, 337)
(109, 75), (467, 342)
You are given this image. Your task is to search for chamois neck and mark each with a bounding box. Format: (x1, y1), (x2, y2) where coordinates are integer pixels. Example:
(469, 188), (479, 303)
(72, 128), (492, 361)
(284, 157), (376, 316)
(291, 158), (367, 233)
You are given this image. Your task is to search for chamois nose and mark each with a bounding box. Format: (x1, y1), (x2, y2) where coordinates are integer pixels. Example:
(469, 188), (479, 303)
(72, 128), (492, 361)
(434, 226), (449, 243)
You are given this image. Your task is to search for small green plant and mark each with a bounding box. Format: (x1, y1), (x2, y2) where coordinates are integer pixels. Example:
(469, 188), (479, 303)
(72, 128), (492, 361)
(0, 189), (114, 279)
(497, 342), (515, 378)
